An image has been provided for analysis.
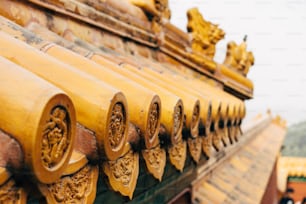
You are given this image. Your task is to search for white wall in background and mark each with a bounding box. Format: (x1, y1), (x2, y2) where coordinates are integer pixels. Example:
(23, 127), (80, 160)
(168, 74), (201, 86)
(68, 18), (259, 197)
(170, 0), (306, 125)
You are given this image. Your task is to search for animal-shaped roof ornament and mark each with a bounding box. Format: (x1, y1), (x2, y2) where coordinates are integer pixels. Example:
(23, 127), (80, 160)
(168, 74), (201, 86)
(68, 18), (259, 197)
(187, 7), (225, 59)
(129, 0), (171, 32)
(223, 36), (255, 76)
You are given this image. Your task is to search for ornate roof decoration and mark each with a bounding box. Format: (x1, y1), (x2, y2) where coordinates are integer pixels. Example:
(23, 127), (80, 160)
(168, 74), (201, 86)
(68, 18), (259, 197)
(129, 0), (171, 19)
(129, 0), (171, 32)
(0, 1), (272, 203)
(187, 7), (225, 59)
(223, 36), (255, 76)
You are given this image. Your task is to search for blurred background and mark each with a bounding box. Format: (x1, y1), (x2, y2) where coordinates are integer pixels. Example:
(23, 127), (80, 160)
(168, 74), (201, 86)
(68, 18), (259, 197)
(170, 0), (306, 126)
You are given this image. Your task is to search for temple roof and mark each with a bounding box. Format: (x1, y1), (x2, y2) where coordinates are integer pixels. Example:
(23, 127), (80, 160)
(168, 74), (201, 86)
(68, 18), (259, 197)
(193, 120), (286, 203)
(0, 1), (281, 203)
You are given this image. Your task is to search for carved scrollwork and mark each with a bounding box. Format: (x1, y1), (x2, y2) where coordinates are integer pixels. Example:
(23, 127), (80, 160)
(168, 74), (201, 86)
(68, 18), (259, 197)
(202, 133), (212, 158)
(42, 106), (69, 169)
(0, 180), (19, 203)
(168, 140), (186, 172)
(142, 145), (166, 181)
(109, 154), (133, 186)
(0, 179), (25, 204)
(104, 150), (139, 199)
(187, 137), (202, 163)
(48, 166), (90, 203)
(173, 104), (183, 143)
(39, 165), (98, 204)
(147, 102), (159, 140)
(108, 103), (126, 150)
(217, 118), (228, 147)
(187, 8), (225, 59)
(190, 104), (200, 137)
(206, 104), (212, 134)
(212, 130), (221, 152)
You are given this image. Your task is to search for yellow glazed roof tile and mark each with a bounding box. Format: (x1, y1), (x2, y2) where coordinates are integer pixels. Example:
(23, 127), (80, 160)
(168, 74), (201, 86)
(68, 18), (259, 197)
(0, 1), (272, 203)
(194, 122), (286, 203)
(278, 156), (306, 192)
